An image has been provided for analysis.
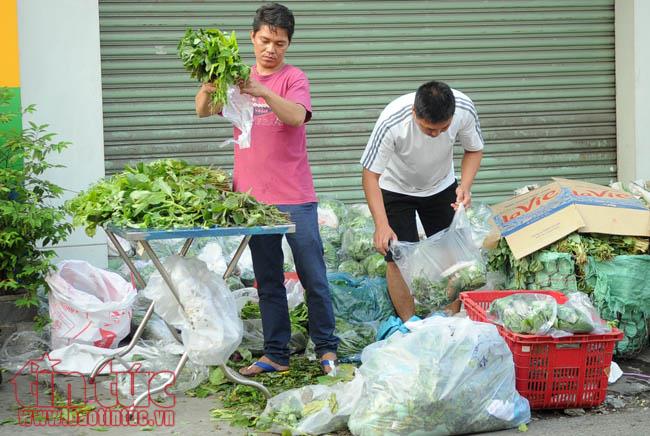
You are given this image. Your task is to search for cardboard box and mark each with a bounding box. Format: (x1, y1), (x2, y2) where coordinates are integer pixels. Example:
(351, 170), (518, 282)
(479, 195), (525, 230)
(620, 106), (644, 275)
(490, 178), (650, 259)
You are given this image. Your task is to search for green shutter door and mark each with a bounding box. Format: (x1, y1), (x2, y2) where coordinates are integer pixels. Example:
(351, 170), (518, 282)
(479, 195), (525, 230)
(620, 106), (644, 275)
(99, 0), (616, 204)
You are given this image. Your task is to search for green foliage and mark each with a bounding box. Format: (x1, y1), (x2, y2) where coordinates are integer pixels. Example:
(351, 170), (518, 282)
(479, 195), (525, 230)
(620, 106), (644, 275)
(489, 294), (556, 334)
(178, 28), (251, 107)
(487, 233), (649, 292)
(66, 159), (290, 236)
(0, 88), (72, 306)
(411, 261), (486, 311)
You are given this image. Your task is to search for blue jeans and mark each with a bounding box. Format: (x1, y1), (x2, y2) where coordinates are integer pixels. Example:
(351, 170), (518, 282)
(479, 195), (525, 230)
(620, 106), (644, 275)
(249, 202), (339, 366)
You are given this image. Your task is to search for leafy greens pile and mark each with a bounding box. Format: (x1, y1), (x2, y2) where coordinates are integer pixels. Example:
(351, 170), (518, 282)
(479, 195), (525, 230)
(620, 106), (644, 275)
(66, 159), (289, 236)
(178, 28), (251, 107)
(487, 233), (649, 292)
(411, 260), (486, 311)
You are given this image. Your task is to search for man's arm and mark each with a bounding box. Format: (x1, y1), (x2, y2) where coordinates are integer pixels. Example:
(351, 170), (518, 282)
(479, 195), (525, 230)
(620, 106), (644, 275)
(362, 168), (397, 255)
(454, 150), (483, 208)
(240, 78), (307, 127)
(195, 83), (223, 118)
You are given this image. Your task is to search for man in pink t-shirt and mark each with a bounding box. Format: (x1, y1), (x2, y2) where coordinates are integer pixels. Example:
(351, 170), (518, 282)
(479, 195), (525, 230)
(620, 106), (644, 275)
(195, 3), (338, 376)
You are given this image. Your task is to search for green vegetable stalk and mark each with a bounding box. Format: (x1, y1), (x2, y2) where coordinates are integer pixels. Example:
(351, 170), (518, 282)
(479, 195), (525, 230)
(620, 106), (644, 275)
(178, 28), (251, 107)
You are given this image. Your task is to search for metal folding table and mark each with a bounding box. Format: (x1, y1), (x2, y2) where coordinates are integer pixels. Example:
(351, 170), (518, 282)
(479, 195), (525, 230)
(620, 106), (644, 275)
(88, 223), (295, 413)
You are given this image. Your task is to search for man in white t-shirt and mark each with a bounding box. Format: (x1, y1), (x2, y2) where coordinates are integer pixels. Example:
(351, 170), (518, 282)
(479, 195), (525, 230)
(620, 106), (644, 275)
(360, 80), (484, 324)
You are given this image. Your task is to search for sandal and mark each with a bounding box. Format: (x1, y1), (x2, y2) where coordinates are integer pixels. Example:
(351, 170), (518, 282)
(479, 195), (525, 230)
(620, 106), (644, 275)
(238, 358), (289, 376)
(320, 352), (339, 375)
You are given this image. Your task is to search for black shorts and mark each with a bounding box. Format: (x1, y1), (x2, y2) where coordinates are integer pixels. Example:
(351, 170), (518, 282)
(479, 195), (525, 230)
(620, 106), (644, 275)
(382, 180), (457, 262)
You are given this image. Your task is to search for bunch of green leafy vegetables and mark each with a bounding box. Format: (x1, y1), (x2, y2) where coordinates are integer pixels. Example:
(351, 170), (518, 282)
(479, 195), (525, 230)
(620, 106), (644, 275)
(411, 261), (486, 311)
(335, 318), (378, 357)
(187, 356), (354, 430)
(240, 301), (308, 336)
(488, 294), (556, 334)
(487, 233), (649, 292)
(177, 28), (251, 107)
(555, 305), (595, 333)
(66, 159), (289, 236)
(339, 215), (375, 261)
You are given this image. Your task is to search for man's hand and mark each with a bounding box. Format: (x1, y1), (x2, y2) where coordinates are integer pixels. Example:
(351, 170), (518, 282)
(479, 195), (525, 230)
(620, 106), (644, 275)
(374, 223), (398, 256)
(239, 78), (269, 98)
(452, 185), (472, 210)
(201, 82), (216, 94)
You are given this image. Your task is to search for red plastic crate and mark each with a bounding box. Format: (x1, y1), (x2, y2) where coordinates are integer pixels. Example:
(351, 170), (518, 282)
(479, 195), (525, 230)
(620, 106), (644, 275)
(460, 290), (624, 409)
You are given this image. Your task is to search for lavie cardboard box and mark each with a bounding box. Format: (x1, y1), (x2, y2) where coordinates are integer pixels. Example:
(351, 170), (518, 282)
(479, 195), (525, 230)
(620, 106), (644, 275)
(489, 178), (650, 259)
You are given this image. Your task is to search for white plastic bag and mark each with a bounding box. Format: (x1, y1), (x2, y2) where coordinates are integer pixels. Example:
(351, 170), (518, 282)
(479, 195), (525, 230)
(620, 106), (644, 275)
(222, 84), (255, 149)
(348, 317), (530, 436)
(142, 255), (243, 366)
(46, 260), (137, 350)
(390, 205), (486, 311)
(197, 241), (228, 276)
(257, 374), (365, 435)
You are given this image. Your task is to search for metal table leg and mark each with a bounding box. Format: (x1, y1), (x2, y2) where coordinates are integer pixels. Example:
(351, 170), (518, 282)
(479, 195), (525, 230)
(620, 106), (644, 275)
(89, 233), (191, 382)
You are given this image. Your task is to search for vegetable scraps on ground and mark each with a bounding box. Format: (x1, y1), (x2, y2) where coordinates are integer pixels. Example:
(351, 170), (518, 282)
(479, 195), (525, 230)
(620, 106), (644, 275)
(66, 159), (289, 236)
(178, 28), (251, 108)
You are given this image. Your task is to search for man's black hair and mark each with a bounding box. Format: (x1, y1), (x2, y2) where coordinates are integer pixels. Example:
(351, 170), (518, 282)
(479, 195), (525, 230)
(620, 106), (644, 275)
(413, 81), (455, 123)
(253, 3), (295, 42)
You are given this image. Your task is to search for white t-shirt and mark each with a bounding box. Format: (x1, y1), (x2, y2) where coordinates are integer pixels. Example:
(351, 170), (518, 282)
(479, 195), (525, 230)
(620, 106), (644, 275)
(360, 89), (484, 197)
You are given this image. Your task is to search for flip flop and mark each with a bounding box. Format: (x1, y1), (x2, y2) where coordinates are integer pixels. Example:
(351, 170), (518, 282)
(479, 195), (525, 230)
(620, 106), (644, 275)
(239, 360), (289, 376)
(321, 358), (339, 375)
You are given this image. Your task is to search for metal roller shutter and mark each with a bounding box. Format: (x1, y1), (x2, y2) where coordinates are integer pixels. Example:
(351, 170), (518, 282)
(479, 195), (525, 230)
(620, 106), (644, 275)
(99, 0), (616, 204)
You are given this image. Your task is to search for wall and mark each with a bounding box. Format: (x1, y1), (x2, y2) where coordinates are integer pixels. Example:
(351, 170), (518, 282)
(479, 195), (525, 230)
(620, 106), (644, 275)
(0, 0), (22, 155)
(17, 0), (107, 267)
(616, 0), (650, 183)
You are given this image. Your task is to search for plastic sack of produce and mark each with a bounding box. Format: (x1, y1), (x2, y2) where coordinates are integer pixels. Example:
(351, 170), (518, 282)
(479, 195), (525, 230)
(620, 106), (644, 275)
(348, 317), (530, 436)
(466, 202), (494, 249)
(328, 272), (395, 323)
(46, 260), (137, 349)
(339, 215), (375, 262)
(586, 255), (650, 357)
(555, 292), (610, 334)
(488, 293), (557, 335)
(257, 373), (364, 435)
(390, 205), (486, 311)
(143, 255), (243, 366)
(305, 318), (379, 361)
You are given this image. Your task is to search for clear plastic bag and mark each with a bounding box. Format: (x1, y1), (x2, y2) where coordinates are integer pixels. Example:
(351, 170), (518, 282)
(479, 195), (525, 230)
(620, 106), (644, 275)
(142, 255), (243, 366)
(488, 293), (558, 335)
(339, 215), (375, 262)
(466, 202), (494, 250)
(257, 374), (365, 435)
(0, 330), (51, 372)
(348, 317), (530, 436)
(46, 260), (137, 349)
(556, 292), (610, 334)
(390, 205), (486, 311)
(222, 84), (255, 149)
(107, 340), (208, 398)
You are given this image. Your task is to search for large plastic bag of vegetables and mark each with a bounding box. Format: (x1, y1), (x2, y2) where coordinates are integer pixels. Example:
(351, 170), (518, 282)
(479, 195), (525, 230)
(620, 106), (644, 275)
(328, 272), (395, 323)
(256, 373), (365, 435)
(348, 317), (530, 435)
(143, 255), (243, 366)
(586, 255), (650, 357)
(390, 205), (486, 311)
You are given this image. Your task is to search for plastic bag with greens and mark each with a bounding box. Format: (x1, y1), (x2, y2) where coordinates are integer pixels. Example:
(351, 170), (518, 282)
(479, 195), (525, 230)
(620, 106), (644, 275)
(348, 317), (530, 436)
(257, 374), (364, 435)
(339, 215), (375, 261)
(555, 292), (610, 334)
(488, 293), (557, 335)
(328, 272), (395, 323)
(390, 205), (486, 311)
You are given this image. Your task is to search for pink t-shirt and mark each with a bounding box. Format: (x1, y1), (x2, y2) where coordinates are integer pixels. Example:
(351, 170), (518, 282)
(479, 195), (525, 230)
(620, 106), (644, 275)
(232, 64), (317, 205)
